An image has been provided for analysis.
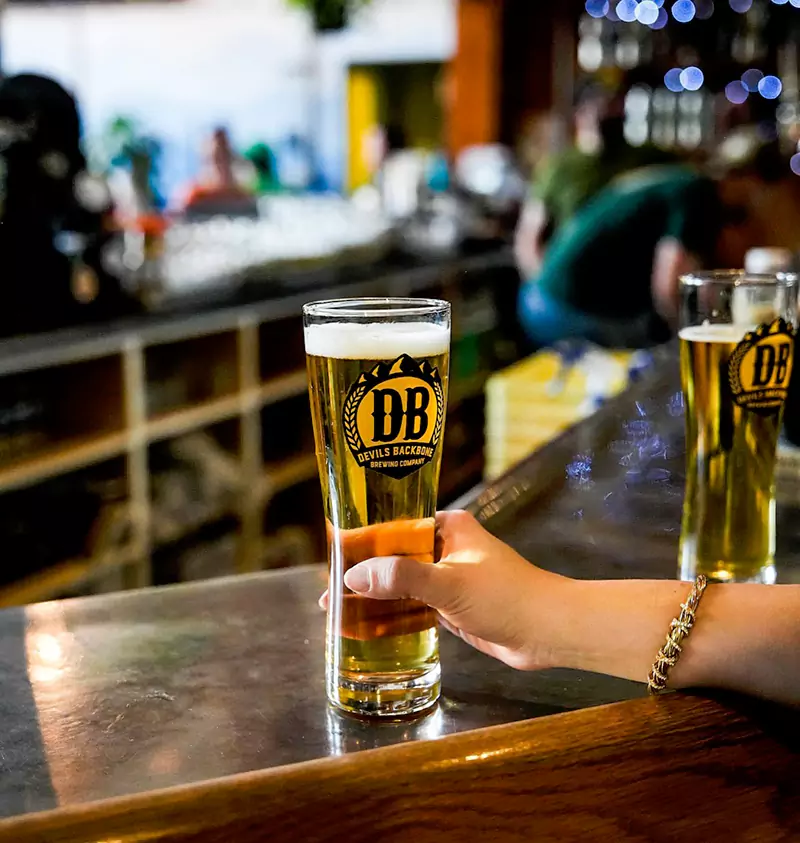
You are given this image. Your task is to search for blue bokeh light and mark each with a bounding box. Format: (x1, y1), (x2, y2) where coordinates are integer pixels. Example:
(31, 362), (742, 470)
(585, 0), (611, 17)
(725, 81), (749, 104)
(672, 0), (697, 21)
(636, 0), (661, 23)
(758, 75), (783, 99)
(741, 69), (764, 92)
(790, 154), (800, 176)
(729, 0), (753, 10)
(790, 0), (800, 7)
(651, 7), (670, 26)
(772, 0), (789, 5)
(680, 66), (705, 91)
(665, 68), (685, 92)
(617, 0), (639, 21)
(653, 0), (666, 5)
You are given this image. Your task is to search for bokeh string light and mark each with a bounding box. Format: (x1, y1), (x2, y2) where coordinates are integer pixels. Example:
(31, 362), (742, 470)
(636, 0), (661, 23)
(616, 0), (639, 22)
(586, 0), (725, 25)
(725, 80), (749, 103)
(729, 0), (753, 10)
(651, 7), (670, 26)
(679, 66), (705, 90)
(665, 68), (685, 92)
(790, 153), (800, 176)
(741, 68), (765, 92)
(585, 0), (610, 18)
(672, 0), (697, 21)
(758, 75), (783, 99)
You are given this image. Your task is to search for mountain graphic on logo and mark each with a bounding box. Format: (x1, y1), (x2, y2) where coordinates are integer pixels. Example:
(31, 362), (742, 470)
(740, 318), (796, 347)
(354, 354), (441, 389)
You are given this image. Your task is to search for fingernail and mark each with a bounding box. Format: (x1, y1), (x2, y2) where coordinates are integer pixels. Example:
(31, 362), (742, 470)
(344, 566), (371, 593)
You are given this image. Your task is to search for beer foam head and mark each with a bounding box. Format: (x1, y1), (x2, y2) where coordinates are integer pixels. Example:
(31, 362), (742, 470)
(679, 324), (750, 343)
(304, 322), (450, 359)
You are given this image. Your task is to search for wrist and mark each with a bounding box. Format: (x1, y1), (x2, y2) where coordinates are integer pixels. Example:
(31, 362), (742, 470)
(516, 571), (583, 671)
(543, 578), (697, 683)
(537, 575), (591, 672)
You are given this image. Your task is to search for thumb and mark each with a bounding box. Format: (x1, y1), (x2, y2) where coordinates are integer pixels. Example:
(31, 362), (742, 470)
(344, 557), (451, 608)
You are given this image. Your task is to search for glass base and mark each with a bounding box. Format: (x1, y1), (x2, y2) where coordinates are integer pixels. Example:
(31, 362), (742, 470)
(679, 550), (777, 584)
(328, 663), (441, 719)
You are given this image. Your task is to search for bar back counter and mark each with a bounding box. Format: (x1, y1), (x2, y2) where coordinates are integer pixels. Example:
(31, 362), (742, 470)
(0, 342), (798, 840)
(0, 251), (515, 607)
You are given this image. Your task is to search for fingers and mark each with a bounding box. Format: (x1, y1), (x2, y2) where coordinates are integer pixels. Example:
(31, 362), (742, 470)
(437, 615), (460, 637)
(320, 511), (480, 610)
(344, 556), (454, 609)
(436, 509), (480, 548)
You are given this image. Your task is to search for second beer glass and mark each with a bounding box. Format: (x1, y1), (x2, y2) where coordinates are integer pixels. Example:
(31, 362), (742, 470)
(304, 298), (450, 717)
(679, 272), (798, 584)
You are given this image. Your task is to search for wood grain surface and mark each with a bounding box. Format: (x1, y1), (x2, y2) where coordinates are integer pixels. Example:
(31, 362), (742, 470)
(1, 693), (797, 843)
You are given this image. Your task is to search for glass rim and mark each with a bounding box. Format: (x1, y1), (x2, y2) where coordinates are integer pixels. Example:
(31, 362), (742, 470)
(681, 270), (799, 289)
(303, 297), (450, 319)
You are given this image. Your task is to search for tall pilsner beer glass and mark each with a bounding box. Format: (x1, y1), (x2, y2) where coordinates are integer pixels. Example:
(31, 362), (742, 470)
(304, 299), (450, 716)
(679, 272), (798, 584)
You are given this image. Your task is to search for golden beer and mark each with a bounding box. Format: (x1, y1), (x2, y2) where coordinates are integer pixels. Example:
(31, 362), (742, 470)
(305, 308), (450, 716)
(679, 323), (790, 582)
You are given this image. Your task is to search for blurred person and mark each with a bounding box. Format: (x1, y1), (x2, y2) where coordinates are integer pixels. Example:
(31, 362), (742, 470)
(515, 79), (673, 280)
(244, 142), (280, 195)
(278, 133), (317, 193)
(517, 135), (796, 350)
(0, 73), (137, 336)
(713, 128), (800, 258)
(516, 112), (568, 180)
(103, 118), (165, 224)
(181, 127), (258, 219)
(371, 124), (429, 220)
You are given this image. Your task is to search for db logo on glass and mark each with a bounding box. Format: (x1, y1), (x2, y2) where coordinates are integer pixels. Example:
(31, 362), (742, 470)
(729, 318), (796, 415)
(343, 355), (445, 479)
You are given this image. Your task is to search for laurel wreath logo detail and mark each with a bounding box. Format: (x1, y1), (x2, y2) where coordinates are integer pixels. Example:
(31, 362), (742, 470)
(343, 383), (367, 455)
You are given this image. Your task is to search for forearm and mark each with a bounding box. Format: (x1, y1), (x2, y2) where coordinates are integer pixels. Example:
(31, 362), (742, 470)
(513, 200), (549, 279)
(651, 238), (698, 324)
(513, 233), (544, 279)
(550, 579), (800, 705)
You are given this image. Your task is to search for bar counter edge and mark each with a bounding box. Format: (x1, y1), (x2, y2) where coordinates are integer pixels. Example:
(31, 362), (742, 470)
(0, 693), (796, 843)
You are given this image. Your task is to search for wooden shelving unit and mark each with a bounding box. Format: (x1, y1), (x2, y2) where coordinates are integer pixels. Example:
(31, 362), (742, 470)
(0, 251), (516, 606)
(0, 432), (129, 495)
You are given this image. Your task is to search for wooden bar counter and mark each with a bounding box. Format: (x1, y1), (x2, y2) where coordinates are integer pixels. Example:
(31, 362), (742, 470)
(0, 351), (799, 842)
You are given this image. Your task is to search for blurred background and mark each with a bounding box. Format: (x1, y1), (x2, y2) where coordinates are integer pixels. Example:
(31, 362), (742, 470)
(1, 0), (800, 606)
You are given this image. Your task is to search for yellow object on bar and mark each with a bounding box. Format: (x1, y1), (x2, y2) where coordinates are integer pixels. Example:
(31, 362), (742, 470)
(484, 347), (635, 480)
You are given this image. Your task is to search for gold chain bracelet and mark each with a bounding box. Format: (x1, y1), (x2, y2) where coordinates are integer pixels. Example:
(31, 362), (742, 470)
(647, 575), (708, 695)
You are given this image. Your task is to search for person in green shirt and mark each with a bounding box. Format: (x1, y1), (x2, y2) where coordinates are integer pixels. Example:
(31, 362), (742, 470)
(515, 80), (673, 281)
(518, 140), (791, 349)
